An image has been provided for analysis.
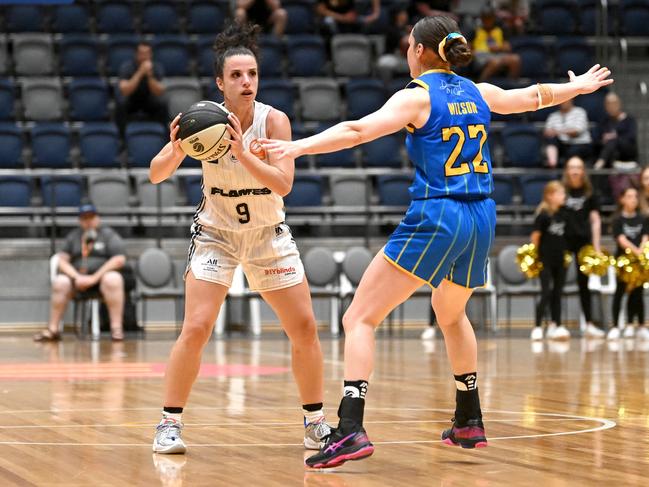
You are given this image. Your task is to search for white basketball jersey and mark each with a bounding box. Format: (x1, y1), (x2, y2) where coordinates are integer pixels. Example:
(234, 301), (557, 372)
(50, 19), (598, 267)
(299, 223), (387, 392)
(193, 101), (285, 231)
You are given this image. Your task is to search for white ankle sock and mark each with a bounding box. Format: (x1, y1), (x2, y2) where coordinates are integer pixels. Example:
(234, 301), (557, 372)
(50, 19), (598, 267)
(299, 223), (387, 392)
(162, 411), (183, 423)
(303, 408), (325, 424)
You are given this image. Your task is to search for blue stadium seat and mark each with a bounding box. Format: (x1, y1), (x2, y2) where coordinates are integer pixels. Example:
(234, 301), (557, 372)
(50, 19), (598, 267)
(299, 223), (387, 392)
(510, 38), (549, 78)
(0, 123), (23, 169)
(284, 0), (316, 34)
(6, 5), (45, 32)
(0, 79), (15, 120)
(284, 176), (324, 206)
(106, 35), (140, 76)
(314, 123), (356, 168)
(184, 176), (204, 206)
(286, 35), (327, 77)
(79, 123), (121, 168)
(259, 35), (284, 78)
(491, 175), (515, 205)
(291, 123), (310, 168)
(41, 176), (83, 208)
(621, 2), (649, 35)
(203, 82), (224, 103)
(187, 1), (227, 33)
(60, 36), (100, 77)
(555, 38), (594, 77)
(257, 79), (295, 119)
(574, 89), (607, 123)
(577, 0), (615, 35)
(387, 77), (411, 95)
(97, 2), (135, 33)
(31, 124), (71, 169)
(346, 79), (386, 119)
(52, 4), (90, 33)
(361, 133), (403, 167)
(520, 175), (557, 205)
(68, 78), (110, 121)
(196, 36), (216, 77)
(152, 36), (191, 76)
(126, 122), (166, 168)
(141, 2), (180, 34)
(377, 175), (411, 206)
(0, 177), (31, 207)
(538, 2), (577, 35)
(502, 124), (542, 167)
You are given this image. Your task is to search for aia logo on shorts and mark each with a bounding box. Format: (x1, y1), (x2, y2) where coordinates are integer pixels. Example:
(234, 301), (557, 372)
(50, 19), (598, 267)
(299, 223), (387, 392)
(265, 266), (296, 276)
(249, 139), (267, 159)
(274, 226), (283, 237)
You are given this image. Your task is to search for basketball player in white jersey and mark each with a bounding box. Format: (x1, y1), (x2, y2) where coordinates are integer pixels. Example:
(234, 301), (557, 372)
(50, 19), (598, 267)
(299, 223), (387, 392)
(149, 22), (331, 454)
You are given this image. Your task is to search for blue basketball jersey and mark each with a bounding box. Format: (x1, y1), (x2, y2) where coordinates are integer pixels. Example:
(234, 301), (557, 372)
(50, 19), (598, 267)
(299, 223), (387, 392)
(405, 69), (493, 200)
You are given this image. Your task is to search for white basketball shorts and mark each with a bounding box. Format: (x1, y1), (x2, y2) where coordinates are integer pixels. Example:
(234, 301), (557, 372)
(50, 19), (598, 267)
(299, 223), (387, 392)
(185, 222), (305, 292)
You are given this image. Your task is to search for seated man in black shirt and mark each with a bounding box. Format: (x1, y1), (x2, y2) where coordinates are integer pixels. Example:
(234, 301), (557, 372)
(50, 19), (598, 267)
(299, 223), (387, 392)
(34, 203), (127, 342)
(316, 0), (380, 35)
(235, 0), (288, 36)
(594, 93), (638, 170)
(116, 41), (167, 134)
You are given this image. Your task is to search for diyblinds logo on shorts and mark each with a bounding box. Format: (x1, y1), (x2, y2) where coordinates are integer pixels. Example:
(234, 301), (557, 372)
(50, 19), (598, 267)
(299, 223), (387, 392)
(264, 266), (296, 276)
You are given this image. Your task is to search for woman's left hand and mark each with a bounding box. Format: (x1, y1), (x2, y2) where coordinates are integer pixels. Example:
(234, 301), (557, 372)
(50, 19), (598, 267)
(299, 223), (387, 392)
(226, 113), (245, 159)
(258, 138), (302, 160)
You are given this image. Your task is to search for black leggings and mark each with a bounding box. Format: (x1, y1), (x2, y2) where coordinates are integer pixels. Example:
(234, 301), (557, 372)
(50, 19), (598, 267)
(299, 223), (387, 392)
(568, 242), (594, 323)
(612, 278), (645, 328)
(536, 261), (566, 327)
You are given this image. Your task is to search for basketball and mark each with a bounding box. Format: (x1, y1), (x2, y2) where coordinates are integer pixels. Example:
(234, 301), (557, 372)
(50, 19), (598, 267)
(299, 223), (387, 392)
(178, 101), (231, 163)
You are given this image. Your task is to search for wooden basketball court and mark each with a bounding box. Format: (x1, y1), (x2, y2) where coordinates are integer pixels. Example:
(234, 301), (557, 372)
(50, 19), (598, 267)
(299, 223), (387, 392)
(0, 334), (646, 486)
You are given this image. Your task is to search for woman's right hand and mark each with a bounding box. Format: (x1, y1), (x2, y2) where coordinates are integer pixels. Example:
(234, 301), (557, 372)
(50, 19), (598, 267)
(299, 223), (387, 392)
(169, 113), (185, 159)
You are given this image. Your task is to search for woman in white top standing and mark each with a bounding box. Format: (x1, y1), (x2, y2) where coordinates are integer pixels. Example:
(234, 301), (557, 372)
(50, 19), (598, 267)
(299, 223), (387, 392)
(148, 22), (330, 454)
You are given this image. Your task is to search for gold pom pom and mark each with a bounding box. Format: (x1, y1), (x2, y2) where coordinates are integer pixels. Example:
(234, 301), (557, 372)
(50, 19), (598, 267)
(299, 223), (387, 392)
(516, 243), (543, 279)
(577, 245), (613, 276)
(615, 243), (649, 291)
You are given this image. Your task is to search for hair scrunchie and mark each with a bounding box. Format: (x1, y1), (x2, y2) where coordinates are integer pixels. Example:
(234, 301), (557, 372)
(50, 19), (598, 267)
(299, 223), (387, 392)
(437, 32), (467, 62)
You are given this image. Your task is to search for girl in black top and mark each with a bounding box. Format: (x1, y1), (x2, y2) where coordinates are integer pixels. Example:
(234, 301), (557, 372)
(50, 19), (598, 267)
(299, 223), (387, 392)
(531, 181), (569, 341)
(608, 187), (649, 340)
(562, 156), (606, 338)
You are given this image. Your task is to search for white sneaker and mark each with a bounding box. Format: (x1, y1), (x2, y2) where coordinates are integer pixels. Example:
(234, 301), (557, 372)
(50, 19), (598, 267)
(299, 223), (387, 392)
(153, 418), (186, 454)
(607, 327), (621, 340)
(623, 326), (635, 338)
(530, 327), (544, 341)
(584, 323), (605, 338)
(546, 322), (558, 339)
(304, 418), (332, 450)
(420, 327), (436, 340)
(551, 325), (571, 341)
(636, 327), (649, 341)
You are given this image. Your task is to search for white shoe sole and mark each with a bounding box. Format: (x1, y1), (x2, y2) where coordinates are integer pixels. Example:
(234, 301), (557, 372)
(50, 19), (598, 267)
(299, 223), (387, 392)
(304, 436), (323, 450)
(152, 441), (187, 454)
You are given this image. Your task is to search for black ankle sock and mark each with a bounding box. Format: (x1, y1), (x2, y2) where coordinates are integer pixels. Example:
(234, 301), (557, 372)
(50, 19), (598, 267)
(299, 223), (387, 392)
(454, 389), (482, 426)
(343, 380), (368, 399)
(302, 402), (323, 412)
(454, 372), (477, 391)
(163, 406), (183, 414)
(337, 396), (365, 433)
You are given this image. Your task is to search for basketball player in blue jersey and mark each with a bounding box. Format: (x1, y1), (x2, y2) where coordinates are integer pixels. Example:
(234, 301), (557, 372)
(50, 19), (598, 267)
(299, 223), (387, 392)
(261, 15), (613, 468)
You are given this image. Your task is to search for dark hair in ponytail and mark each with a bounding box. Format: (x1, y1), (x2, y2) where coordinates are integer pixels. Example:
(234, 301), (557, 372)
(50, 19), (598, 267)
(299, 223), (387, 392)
(213, 22), (260, 78)
(412, 16), (473, 67)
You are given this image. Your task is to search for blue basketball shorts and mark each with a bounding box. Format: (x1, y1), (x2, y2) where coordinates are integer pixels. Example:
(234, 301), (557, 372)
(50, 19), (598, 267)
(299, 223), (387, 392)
(383, 197), (496, 289)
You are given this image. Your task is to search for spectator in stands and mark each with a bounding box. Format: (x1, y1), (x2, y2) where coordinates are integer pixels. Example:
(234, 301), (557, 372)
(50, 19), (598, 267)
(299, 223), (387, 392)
(33, 202), (126, 342)
(376, 4), (411, 83)
(639, 166), (649, 210)
(316, 0), (381, 35)
(235, 0), (287, 37)
(410, 0), (457, 21)
(116, 41), (167, 135)
(494, 0), (529, 35)
(594, 93), (638, 170)
(472, 8), (520, 82)
(543, 99), (592, 168)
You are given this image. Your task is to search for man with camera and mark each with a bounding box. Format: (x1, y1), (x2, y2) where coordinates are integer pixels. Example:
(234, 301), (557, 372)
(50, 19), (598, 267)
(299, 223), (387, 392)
(34, 203), (127, 342)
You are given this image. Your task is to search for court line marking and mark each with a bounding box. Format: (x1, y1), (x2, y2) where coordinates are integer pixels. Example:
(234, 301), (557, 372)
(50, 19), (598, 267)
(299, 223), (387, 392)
(0, 418), (593, 429)
(0, 410), (616, 447)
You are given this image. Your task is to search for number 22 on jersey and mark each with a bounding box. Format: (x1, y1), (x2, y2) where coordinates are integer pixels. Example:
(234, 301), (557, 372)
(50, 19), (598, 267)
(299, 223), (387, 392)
(442, 124), (489, 177)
